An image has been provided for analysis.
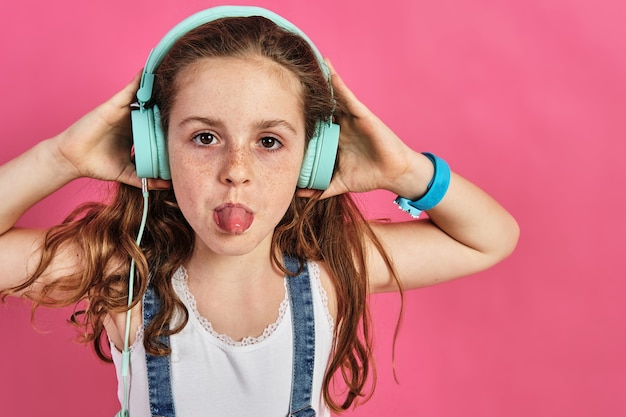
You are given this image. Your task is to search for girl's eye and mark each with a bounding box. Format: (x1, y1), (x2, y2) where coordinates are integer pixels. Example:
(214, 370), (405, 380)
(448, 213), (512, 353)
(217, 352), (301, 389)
(192, 132), (217, 146)
(259, 136), (282, 150)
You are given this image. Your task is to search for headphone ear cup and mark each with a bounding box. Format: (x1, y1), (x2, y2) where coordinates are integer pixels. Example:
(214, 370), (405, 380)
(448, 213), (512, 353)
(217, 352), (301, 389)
(297, 121), (340, 190)
(131, 105), (171, 180)
(152, 106), (171, 180)
(131, 105), (156, 179)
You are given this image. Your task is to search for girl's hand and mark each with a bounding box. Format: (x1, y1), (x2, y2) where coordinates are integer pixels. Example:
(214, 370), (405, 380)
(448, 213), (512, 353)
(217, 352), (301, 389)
(298, 60), (432, 199)
(52, 72), (170, 190)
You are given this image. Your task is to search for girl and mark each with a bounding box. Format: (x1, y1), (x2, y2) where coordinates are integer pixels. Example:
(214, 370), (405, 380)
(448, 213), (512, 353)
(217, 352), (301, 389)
(0, 6), (519, 417)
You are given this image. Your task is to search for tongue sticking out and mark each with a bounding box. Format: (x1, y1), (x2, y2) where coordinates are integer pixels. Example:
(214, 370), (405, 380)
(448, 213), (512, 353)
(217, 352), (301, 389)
(214, 206), (253, 235)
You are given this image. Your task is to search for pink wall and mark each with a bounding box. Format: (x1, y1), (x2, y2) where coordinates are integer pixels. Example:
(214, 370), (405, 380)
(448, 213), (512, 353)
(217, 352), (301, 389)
(1, 0), (625, 415)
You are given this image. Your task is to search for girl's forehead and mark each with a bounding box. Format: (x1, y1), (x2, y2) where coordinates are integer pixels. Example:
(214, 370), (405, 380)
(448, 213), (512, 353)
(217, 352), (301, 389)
(168, 56), (306, 131)
(175, 55), (303, 98)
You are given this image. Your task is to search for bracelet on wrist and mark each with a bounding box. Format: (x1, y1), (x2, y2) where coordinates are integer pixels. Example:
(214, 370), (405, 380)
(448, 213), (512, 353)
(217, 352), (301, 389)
(393, 152), (451, 218)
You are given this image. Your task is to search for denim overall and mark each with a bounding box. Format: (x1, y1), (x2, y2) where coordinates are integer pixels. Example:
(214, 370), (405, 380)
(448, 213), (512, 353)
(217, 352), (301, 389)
(142, 256), (317, 417)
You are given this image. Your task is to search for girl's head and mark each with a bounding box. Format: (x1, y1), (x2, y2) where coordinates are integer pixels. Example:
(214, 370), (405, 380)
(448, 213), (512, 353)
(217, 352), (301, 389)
(148, 15), (341, 257)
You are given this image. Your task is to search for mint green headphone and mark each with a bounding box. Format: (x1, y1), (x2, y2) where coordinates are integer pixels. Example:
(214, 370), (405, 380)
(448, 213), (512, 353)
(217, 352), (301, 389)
(131, 5), (340, 190)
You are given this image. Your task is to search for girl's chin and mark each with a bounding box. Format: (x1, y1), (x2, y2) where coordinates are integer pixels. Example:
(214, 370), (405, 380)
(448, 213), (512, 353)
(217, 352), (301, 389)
(193, 229), (273, 258)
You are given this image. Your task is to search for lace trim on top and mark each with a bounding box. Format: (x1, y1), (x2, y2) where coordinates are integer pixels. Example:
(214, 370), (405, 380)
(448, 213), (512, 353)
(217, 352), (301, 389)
(172, 261), (334, 347)
(130, 325), (145, 351)
(173, 266), (289, 347)
(108, 321), (144, 354)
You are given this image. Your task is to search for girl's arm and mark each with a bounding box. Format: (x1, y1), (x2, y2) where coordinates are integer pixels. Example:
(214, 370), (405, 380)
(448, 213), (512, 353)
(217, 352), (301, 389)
(0, 73), (167, 294)
(0, 138), (82, 292)
(367, 169), (520, 292)
(313, 61), (519, 292)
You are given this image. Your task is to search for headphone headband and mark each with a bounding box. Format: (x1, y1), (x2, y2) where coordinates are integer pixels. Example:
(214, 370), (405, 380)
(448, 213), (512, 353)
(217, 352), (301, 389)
(136, 5), (332, 105)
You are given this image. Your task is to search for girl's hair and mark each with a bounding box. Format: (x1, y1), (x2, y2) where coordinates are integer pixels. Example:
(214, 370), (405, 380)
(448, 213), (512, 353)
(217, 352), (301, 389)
(3, 16), (399, 412)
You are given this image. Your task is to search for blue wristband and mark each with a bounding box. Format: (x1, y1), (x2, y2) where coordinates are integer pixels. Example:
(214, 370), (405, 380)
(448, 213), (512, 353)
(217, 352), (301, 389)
(394, 152), (451, 218)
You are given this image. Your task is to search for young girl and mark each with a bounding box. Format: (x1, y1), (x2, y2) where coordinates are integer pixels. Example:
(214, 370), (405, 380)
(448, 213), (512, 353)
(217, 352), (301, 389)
(0, 6), (519, 417)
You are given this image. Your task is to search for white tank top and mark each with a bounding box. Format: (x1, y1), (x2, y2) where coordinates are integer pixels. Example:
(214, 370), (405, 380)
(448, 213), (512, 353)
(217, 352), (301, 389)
(111, 261), (334, 417)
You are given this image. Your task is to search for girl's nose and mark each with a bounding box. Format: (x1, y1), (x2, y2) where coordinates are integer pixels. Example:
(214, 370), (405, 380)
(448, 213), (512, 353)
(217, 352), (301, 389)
(219, 145), (251, 186)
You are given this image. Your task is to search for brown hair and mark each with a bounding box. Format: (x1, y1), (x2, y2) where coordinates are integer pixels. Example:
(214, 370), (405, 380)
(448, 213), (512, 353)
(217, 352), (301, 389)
(3, 16), (399, 412)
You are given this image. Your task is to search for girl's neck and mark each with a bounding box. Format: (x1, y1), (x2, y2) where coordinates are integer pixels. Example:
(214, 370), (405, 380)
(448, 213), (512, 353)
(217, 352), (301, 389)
(185, 238), (281, 288)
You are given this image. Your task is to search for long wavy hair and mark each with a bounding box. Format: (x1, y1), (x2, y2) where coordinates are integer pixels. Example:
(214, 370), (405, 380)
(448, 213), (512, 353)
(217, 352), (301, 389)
(3, 16), (400, 412)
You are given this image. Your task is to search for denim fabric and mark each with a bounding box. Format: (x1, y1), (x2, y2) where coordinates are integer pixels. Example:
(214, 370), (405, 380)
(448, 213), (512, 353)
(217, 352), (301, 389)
(143, 285), (176, 417)
(283, 256), (317, 417)
(143, 255), (317, 417)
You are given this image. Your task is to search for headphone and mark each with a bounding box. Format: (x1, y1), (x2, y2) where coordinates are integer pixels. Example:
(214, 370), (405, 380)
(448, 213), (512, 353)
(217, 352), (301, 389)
(131, 5), (340, 190)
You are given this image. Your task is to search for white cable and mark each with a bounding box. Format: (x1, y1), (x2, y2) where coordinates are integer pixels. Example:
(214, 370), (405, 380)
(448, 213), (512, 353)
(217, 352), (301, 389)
(117, 179), (149, 417)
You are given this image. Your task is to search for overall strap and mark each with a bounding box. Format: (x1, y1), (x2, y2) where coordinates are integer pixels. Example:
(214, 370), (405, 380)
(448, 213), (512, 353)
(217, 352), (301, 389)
(143, 285), (176, 417)
(284, 256), (317, 417)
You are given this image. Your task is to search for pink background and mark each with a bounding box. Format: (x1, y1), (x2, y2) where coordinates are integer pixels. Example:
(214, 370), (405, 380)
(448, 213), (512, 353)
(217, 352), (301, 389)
(1, 0), (625, 415)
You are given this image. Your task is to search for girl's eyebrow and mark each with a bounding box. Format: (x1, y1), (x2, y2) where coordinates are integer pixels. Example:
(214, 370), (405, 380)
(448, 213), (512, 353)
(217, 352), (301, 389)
(178, 116), (224, 129)
(177, 116), (298, 135)
(255, 119), (298, 135)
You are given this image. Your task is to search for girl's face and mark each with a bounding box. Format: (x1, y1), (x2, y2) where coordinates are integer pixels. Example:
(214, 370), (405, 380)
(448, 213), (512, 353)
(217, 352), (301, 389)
(167, 55), (306, 258)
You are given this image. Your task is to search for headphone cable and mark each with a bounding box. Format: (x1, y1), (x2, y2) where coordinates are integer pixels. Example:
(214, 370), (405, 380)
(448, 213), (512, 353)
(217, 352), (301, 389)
(117, 178), (149, 417)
